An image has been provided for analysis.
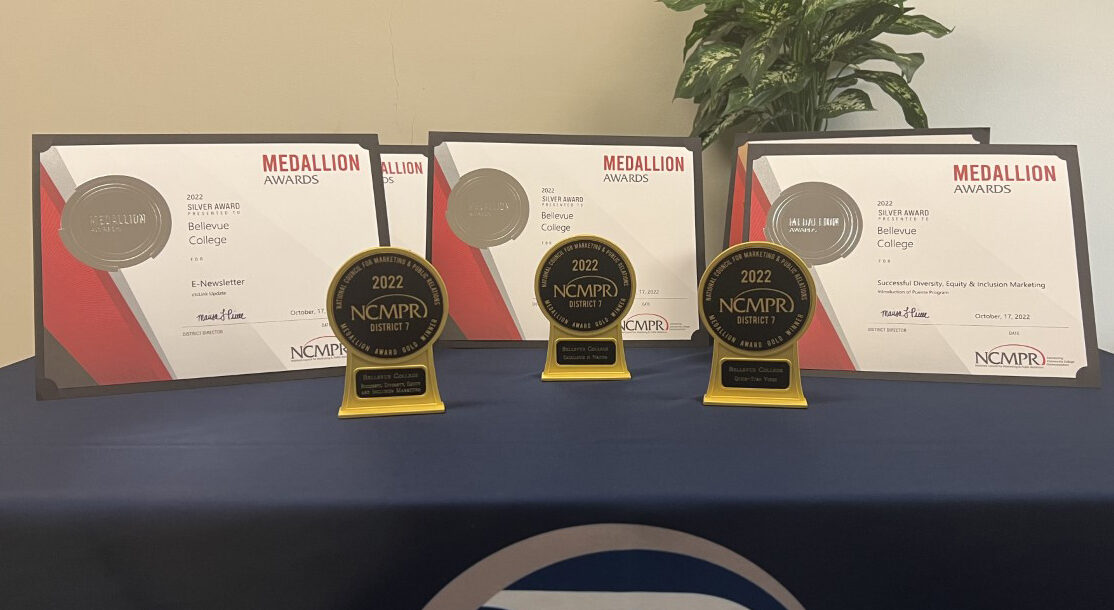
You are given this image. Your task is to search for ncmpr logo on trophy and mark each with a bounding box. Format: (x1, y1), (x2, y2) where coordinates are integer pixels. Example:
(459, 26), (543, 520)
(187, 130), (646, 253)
(327, 247), (448, 417)
(700, 242), (815, 408)
(535, 235), (635, 381)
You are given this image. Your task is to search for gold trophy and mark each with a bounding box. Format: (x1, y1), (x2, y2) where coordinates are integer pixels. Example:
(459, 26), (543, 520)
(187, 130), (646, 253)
(535, 235), (635, 381)
(327, 247), (448, 418)
(700, 241), (815, 407)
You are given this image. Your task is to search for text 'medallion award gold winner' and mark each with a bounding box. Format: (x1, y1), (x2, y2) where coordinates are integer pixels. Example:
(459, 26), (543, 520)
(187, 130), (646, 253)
(700, 241), (816, 408)
(327, 247), (448, 418)
(535, 235), (635, 381)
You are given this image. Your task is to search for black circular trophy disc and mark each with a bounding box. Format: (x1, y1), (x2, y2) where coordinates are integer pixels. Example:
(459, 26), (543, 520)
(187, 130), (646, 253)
(700, 242), (815, 355)
(59, 175), (172, 271)
(535, 236), (635, 335)
(327, 248), (447, 363)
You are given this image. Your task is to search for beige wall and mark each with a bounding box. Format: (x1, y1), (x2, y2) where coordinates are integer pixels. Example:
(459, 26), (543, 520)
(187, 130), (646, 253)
(1, 0), (1110, 368)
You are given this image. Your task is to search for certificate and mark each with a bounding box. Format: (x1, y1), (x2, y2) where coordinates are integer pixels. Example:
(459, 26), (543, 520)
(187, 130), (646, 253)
(34, 134), (389, 398)
(429, 132), (705, 345)
(380, 145), (430, 258)
(726, 128), (988, 248)
(744, 143), (1100, 386)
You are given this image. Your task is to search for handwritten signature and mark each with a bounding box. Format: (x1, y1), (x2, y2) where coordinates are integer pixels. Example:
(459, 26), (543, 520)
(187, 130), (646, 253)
(196, 308), (246, 322)
(880, 306), (930, 319)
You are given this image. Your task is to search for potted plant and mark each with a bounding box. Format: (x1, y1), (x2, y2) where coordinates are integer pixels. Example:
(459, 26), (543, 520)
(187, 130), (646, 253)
(659, 0), (951, 147)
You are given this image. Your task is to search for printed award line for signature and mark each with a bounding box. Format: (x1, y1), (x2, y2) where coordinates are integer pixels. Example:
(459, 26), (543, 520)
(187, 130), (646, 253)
(879, 322), (1069, 329)
(182, 317), (327, 329)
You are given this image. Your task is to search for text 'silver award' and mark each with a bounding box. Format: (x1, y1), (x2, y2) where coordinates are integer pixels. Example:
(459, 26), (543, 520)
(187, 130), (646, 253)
(700, 241), (815, 407)
(327, 247), (448, 417)
(535, 235), (635, 381)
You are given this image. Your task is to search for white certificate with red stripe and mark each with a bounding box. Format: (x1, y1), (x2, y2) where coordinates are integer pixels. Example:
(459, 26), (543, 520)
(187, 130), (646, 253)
(33, 135), (388, 398)
(429, 133), (705, 345)
(380, 146), (429, 258)
(745, 143), (1100, 386)
(726, 128), (989, 249)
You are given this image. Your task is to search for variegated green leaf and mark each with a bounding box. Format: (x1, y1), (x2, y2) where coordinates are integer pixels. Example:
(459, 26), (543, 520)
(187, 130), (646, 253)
(804, 0), (890, 23)
(686, 8), (763, 57)
(699, 110), (764, 148)
(662, 0), (946, 146)
(824, 0), (899, 30)
(886, 14), (952, 37)
(685, 13), (728, 57)
(726, 63), (809, 113)
(820, 88), (874, 118)
(659, 0), (709, 11)
(704, 0), (751, 10)
(675, 42), (743, 99)
(839, 40), (924, 81)
(759, 62), (809, 91)
(692, 89), (731, 136)
(853, 69), (928, 127)
(738, 21), (789, 83)
(769, 0), (804, 14)
(725, 87), (769, 115)
(826, 73), (860, 89)
(703, 109), (796, 147)
(741, 0), (800, 27)
(808, 0), (890, 10)
(814, 3), (903, 60)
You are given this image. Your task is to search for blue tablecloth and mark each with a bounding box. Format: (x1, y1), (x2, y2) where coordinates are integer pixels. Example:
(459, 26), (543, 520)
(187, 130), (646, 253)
(1, 349), (1111, 609)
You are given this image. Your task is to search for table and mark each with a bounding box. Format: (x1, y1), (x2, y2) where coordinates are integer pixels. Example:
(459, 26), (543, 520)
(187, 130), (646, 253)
(1, 348), (1111, 609)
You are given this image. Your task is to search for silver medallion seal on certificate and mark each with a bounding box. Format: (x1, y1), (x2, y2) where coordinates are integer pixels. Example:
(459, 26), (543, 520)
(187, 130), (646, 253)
(700, 241), (815, 408)
(59, 175), (172, 271)
(328, 247), (449, 418)
(446, 168), (529, 248)
(765, 181), (861, 266)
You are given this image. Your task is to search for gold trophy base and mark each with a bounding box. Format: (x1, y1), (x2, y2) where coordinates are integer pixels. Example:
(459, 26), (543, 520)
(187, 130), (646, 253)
(338, 350), (445, 418)
(704, 342), (807, 408)
(542, 325), (630, 381)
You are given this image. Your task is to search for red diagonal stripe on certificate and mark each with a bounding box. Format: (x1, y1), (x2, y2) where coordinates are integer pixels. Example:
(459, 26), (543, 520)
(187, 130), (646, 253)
(430, 162), (521, 340)
(40, 166), (172, 385)
(746, 172), (773, 243)
(728, 157), (748, 245)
